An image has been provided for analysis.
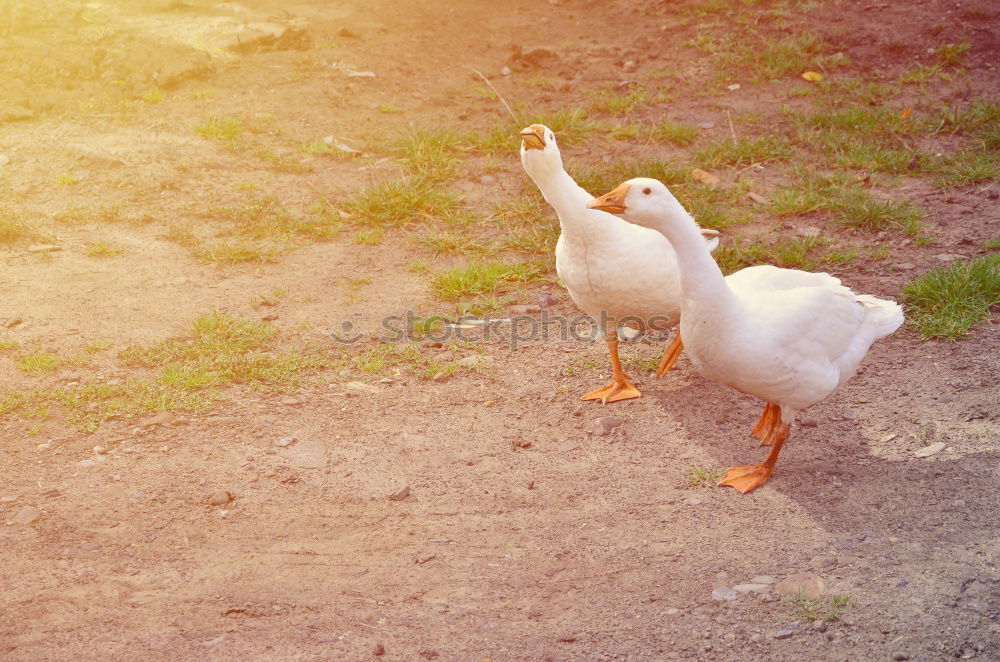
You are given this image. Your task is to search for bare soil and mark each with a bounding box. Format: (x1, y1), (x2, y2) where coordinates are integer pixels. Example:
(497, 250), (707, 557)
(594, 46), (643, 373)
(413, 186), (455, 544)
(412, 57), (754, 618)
(1, 1), (998, 660)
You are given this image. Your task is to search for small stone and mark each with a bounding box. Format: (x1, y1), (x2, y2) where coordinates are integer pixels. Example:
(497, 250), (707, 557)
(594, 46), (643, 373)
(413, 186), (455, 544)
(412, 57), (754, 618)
(274, 436), (296, 447)
(590, 416), (623, 436)
(809, 555), (836, 570)
(201, 634), (228, 648)
(914, 441), (945, 458)
(697, 121), (715, 129)
(27, 244), (63, 253)
(665, 607), (680, 615)
(772, 628), (795, 640)
(537, 292), (559, 308)
(10, 505), (41, 524)
(389, 484), (411, 501)
(432, 371), (447, 382)
(733, 583), (769, 593)
(374, 642), (386, 656)
(888, 536), (901, 544)
(842, 410), (858, 421)
(279, 396), (300, 406)
(812, 620), (827, 632)
(618, 326), (641, 340)
(500, 66), (512, 76)
(892, 654), (909, 661)
(455, 355), (485, 368)
(775, 572), (825, 600)
(208, 491), (233, 506)
(138, 411), (178, 427)
(711, 587), (738, 601)
(933, 253), (965, 262)
(622, 60), (638, 73)
(278, 436), (327, 469)
(750, 575), (777, 585)
(509, 304), (542, 315)
(894, 263), (916, 270)
(261, 313), (279, 321)
(479, 175), (496, 185)
(799, 418), (818, 428)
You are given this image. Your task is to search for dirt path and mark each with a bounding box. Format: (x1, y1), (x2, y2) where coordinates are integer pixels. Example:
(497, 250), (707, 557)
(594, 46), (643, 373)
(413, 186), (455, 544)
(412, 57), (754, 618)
(1, 1), (998, 660)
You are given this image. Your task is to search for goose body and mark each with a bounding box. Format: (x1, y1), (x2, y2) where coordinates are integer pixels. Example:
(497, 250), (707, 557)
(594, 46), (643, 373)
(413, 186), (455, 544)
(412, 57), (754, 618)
(589, 178), (903, 492)
(519, 124), (718, 402)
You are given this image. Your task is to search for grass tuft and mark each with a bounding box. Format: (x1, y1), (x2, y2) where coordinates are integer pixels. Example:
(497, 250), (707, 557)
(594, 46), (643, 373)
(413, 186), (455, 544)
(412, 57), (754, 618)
(431, 261), (545, 301)
(902, 254), (1000, 339)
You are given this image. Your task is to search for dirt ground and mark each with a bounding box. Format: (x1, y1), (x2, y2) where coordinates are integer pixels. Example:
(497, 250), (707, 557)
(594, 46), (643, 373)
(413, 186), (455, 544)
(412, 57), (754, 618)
(1, 0), (998, 660)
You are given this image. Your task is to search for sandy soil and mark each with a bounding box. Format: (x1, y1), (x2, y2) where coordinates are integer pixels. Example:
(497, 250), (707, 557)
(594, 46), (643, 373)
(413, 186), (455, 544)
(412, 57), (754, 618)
(1, 1), (998, 660)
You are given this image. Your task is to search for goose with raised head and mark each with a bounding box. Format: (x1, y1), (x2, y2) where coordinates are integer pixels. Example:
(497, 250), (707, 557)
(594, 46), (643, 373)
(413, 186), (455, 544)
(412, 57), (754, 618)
(519, 124), (719, 403)
(588, 177), (904, 492)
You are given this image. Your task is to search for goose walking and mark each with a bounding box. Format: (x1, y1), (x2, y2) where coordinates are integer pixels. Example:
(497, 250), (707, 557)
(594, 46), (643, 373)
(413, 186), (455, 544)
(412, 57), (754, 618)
(519, 124), (719, 403)
(588, 178), (904, 492)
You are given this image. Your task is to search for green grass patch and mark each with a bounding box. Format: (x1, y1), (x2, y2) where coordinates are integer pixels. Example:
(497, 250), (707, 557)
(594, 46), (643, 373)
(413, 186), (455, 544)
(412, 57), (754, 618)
(195, 241), (283, 264)
(347, 177), (461, 227)
(16, 350), (60, 376)
(902, 254), (1000, 339)
(85, 241), (125, 258)
(0, 207), (36, 244)
(714, 236), (857, 274)
(195, 114), (244, 143)
(688, 466), (726, 488)
(348, 343), (473, 380)
(391, 127), (462, 182)
(431, 261), (545, 301)
(694, 135), (794, 168)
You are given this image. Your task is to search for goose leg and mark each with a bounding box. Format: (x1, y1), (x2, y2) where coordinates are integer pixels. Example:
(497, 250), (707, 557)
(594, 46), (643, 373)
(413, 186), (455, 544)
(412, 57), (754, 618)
(719, 404), (790, 493)
(655, 333), (683, 377)
(749, 402), (779, 445)
(582, 336), (641, 404)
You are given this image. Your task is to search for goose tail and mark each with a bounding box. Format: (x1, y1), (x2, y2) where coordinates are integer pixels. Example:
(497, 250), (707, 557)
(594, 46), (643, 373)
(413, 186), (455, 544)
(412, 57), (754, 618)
(857, 294), (905, 340)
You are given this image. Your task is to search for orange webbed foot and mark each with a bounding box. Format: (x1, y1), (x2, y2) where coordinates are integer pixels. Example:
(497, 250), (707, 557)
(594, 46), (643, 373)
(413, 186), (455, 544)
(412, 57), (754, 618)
(655, 335), (683, 378)
(581, 378), (641, 404)
(718, 464), (774, 493)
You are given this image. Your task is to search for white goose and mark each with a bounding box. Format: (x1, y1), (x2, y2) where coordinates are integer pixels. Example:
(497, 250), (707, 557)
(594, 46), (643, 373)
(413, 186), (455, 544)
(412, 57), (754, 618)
(588, 178), (904, 492)
(519, 124), (719, 403)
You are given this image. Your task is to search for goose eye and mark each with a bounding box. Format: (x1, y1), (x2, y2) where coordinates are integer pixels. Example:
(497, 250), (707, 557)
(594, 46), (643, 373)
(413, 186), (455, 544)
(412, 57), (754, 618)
(642, 187), (651, 195)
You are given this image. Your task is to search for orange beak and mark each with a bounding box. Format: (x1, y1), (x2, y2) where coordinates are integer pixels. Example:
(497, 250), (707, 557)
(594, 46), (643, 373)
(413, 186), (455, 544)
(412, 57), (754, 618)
(519, 124), (546, 150)
(588, 182), (631, 214)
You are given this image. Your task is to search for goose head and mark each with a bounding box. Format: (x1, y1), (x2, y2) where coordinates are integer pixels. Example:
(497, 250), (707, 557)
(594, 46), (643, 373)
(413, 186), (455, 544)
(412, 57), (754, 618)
(587, 177), (681, 231)
(519, 123), (565, 180)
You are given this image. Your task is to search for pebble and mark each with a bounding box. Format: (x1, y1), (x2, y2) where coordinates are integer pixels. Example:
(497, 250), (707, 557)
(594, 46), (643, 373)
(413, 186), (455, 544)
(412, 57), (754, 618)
(894, 263), (916, 270)
(711, 587), (737, 601)
(10, 505), (41, 524)
(389, 484), (411, 501)
(697, 121), (715, 129)
(618, 326), (641, 340)
(665, 607), (680, 615)
(772, 628), (795, 640)
(750, 575), (777, 584)
(277, 436), (327, 468)
(914, 441), (945, 458)
(842, 410), (858, 421)
(138, 411), (178, 427)
(509, 304), (542, 315)
(733, 583), (769, 593)
(892, 654), (909, 661)
(590, 416), (623, 436)
(432, 371), (448, 382)
(812, 619), (827, 632)
(274, 436), (296, 447)
(622, 60), (638, 73)
(775, 572), (825, 600)
(537, 293), (559, 308)
(799, 418), (818, 428)
(207, 491), (233, 506)
(500, 66), (512, 76)
(933, 253), (965, 262)
(201, 634), (228, 648)
(809, 555), (836, 570)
